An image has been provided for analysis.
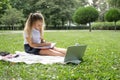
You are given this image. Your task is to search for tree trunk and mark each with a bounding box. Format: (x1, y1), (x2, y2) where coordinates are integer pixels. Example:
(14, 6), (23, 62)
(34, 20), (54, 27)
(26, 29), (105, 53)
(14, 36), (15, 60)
(46, 23), (48, 29)
(66, 20), (70, 30)
(68, 20), (71, 30)
(114, 21), (116, 31)
(61, 18), (64, 27)
(11, 24), (14, 30)
(54, 23), (57, 28)
(89, 22), (92, 32)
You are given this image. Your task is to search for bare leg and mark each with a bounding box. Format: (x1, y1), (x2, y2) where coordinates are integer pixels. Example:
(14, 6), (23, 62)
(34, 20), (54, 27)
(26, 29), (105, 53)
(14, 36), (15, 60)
(53, 47), (67, 54)
(39, 49), (65, 57)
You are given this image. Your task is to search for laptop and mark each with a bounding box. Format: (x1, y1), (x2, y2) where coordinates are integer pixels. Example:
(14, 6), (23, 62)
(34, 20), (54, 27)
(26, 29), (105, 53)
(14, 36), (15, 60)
(64, 44), (87, 64)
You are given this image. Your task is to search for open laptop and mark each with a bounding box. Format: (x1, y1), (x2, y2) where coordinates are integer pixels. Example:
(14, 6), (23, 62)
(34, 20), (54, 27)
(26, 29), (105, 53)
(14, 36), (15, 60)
(64, 44), (87, 64)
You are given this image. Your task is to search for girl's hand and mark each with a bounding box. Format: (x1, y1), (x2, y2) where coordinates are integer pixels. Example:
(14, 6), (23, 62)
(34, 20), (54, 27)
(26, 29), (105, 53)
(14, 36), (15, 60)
(41, 39), (45, 43)
(44, 42), (52, 46)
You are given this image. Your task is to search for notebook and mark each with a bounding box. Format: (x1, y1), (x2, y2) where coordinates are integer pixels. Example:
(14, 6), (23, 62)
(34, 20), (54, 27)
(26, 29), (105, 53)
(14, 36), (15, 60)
(35, 43), (56, 49)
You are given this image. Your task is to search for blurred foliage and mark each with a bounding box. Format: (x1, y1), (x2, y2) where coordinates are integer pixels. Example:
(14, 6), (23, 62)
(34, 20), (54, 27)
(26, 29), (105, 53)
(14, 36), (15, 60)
(105, 8), (120, 22)
(0, 8), (24, 29)
(0, 0), (11, 17)
(107, 0), (120, 8)
(0, 0), (120, 30)
(104, 8), (120, 30)
(73, 6), (99, 32)
(92, 21), (120, 30)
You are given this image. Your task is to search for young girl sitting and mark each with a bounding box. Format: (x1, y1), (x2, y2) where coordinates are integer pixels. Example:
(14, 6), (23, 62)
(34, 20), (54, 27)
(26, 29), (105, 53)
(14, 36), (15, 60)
(23, 12), (66, 57)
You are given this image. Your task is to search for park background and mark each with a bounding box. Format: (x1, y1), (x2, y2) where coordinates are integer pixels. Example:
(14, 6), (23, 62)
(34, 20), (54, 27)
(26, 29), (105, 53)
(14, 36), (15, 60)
(0, 0), (120, 30)
(0, 0), (120, 80)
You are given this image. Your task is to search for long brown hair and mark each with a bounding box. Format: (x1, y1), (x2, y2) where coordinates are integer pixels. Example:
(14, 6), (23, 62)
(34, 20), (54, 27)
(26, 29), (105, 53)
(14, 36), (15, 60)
(24, 12), (45, 39)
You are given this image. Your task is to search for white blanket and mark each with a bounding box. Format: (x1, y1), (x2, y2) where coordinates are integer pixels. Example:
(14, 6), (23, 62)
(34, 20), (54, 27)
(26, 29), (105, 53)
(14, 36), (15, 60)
(0, 51), (65, 64)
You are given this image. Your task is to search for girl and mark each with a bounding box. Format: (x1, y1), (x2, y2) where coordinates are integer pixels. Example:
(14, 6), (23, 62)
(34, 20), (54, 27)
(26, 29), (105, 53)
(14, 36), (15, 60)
(23, 12), (66, 57)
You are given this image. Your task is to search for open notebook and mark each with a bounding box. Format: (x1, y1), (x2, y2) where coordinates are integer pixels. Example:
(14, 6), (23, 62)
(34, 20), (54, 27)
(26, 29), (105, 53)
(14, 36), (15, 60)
(35, 43), (56, 49)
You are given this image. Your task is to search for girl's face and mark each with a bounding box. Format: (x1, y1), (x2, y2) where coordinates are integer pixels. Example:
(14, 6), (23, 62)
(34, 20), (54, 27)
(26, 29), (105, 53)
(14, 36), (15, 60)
(33, 20), (43, 30)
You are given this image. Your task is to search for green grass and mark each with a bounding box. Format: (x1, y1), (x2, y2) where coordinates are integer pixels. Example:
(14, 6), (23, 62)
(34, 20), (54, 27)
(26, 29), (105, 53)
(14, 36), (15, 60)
(0, 30), (120, 80)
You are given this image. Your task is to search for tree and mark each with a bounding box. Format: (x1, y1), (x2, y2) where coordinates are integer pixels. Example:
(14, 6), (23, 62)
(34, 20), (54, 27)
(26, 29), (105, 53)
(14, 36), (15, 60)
(107, 0), (120, 8)
(9, 0), (87, 29)
(0, 0), (10, 17)
(85, 0), (109, 21)
(76, 0), (89, 6)
(1, 8), (24, 30)
(9, 0), (39, 17)
(73, 6), (99, 32)
(97, 0), (109, 21)
(35, 0), (77, 28)
(105, 8), (120, 30)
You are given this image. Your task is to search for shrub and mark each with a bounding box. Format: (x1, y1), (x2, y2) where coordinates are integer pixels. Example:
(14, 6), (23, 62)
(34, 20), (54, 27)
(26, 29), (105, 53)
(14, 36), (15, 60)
(92, 21), (120, 30)
(104, 8), (120, 30)
(73, 6), (99, 32)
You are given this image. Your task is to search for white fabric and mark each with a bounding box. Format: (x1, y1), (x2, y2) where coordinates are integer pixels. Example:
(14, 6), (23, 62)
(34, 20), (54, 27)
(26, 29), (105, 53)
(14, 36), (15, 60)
(24, 28), (41, 44)
(0, 51), (65, 64)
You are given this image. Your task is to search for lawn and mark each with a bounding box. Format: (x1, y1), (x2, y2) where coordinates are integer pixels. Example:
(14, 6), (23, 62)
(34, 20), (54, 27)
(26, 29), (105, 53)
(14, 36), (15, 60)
(0, 30), (120, 80)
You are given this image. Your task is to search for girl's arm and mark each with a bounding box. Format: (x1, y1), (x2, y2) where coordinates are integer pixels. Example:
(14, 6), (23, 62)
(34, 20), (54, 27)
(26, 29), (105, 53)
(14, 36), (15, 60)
(26, 37), (51, 48)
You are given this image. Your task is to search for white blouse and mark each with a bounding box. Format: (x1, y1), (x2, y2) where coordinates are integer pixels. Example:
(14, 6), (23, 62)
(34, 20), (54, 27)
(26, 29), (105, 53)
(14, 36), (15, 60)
(23, 28), (41, 44)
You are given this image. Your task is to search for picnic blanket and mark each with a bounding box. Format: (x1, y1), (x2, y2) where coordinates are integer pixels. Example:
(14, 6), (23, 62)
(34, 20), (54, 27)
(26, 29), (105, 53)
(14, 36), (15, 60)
(0, 51), (65, 64)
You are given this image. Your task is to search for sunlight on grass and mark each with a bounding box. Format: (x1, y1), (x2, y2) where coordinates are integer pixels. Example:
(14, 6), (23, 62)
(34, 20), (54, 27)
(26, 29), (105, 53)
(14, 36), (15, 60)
(0, 30), (120, 80)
